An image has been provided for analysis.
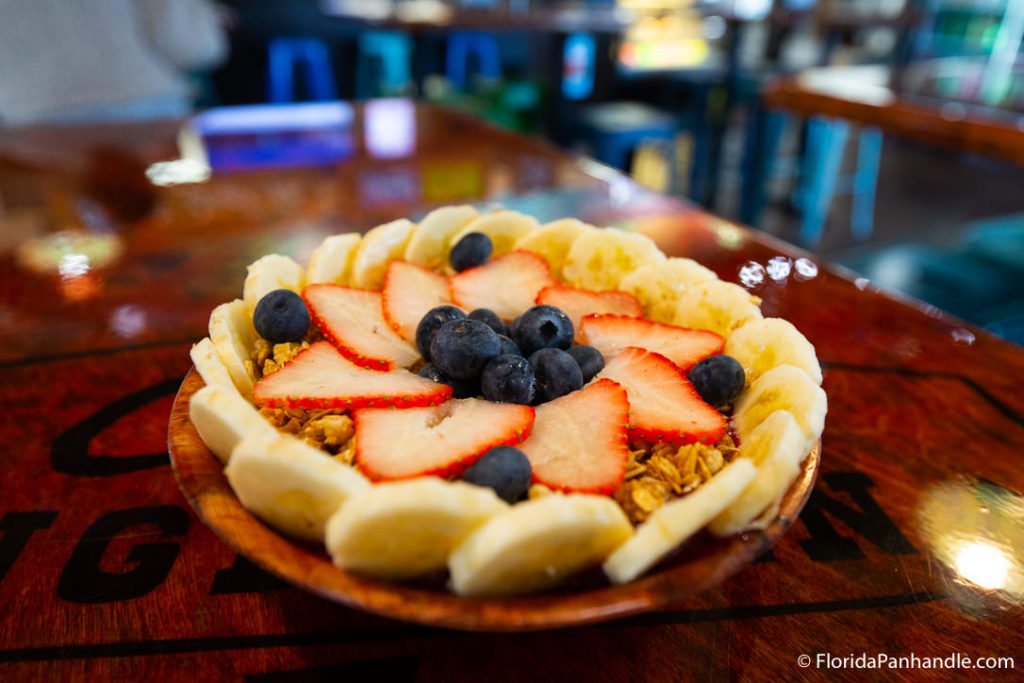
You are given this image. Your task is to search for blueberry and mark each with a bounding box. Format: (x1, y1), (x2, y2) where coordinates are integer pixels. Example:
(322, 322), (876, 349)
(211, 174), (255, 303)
(567, 345), (604, 383)
(449, 232), (492, 272)
(511, 305), (574, 356)
(688, 355), (745, 407)
(462, 446), (532, 504)
(468, 308), (508, 336)
(430, 318), (501, 381)
(415, 305), (465, 361)
(253, 289), (310, 343)
(497, 334), (522, 357)
(529, 347), (583, 403)
(418, 363), (478, 398)
(481, 354), (535, 405)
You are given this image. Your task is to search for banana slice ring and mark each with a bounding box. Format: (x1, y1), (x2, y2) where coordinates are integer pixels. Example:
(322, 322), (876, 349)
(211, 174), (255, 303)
(514, 217), (594, 279)
(350, 218), (417, 289)
(449, 210), (540, 260)
(725, 317), (823, 385)
(733, 364), (827, 449)
(449, 494), (631, 596)
(208, 299), (260, 399)
(709, 410), (807, 536)
(404, 205), (479, 270)
(562, 227), (665, 291)
(673, 280), (762, 337)
(603, 459), (757, 584)
(306, 233), (361, 286)
(189, 384), (278, 464)
(326, 478), (508, 580)
(243, 254), (306, 314)
(618, 257), (719, 324)
(226, 435), (371, 542)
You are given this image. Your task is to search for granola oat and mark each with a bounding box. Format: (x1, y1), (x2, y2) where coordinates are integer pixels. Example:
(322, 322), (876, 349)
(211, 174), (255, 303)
(613, 434), (739, 524)
(250, 331), (321, 380)
(258, 405), (355, 456)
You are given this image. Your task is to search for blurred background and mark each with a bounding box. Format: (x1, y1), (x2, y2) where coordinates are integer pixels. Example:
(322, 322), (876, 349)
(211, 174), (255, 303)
(0, 0), (1022, 343)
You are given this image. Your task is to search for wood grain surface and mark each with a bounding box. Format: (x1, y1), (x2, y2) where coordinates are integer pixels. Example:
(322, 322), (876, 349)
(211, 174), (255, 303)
(1, 104), (1023, 680)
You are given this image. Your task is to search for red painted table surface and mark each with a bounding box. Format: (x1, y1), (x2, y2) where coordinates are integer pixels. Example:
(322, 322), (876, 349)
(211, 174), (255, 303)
(1, 103), (1023, 680)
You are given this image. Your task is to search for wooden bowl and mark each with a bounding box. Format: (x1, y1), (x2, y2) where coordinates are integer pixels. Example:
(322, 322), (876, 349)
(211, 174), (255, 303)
(168, 368), (820, 631)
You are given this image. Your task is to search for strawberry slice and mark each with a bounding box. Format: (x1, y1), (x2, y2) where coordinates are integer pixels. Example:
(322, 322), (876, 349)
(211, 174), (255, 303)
(535, 284), (642, 342)
(449, 250), (556, 321)
(580, 314), (723, 371)
(595, 346), (725, 444)
(354, 398), (535, 481)
(304, 284), (421, 370)
(253, 342), (451, 409)
(382, 261), (452, 342)
(518, 379), (630, 495)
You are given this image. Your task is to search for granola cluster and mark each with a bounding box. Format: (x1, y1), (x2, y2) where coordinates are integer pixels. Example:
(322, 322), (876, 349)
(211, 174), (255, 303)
(248, 336), (319, 380)
(613, 435), (739, 524)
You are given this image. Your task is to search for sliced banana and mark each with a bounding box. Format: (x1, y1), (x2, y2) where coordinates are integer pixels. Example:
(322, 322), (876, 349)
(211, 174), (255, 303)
(514, 217), (593, 279)
(226, 434), (371, 543)
(724, 317), (822, 386)
(208, 299), (259, 399)
(349, 218), (417, 289)
(562, 227), (666, 291)
(708, 411), (806, 536)
(306, 233), (361, 286)
(449, 494), (631, 597)
(404, 205), (479, 269)
(733, 364), (827, 450)
(190, 337), (236, 392)
(242, 255), (305, 315)
(673, 280), (762, 337)
(449, 210), (540, 259)
(325, 478), (507, 580)
(618, 257), (719, 324)
(603, 459), (757, 584)
(189, 384), (279, 464)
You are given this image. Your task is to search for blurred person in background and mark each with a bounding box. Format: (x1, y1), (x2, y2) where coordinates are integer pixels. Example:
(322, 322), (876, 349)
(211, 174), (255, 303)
(0, 0), (228, 126)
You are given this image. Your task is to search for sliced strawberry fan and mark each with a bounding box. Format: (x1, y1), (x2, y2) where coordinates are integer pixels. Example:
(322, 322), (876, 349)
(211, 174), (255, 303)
(535, 284), (643, 342)
(595, 346), (726, 444)
(580, 314), (723, 371)
(449, 250), (556, 321)
(354, 398), (535, 481)
(303, 284), (421, 371)
(382, 261), (452, 342)
(517, 379), (630, 495)
(253, 341), (451, 410)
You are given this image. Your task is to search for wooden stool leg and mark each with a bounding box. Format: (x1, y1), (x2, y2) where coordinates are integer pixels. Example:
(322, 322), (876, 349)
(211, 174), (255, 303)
(798, 116), (849, 248)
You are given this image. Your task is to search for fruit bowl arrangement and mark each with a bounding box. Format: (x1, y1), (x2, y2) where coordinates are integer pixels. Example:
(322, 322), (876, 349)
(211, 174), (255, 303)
(168, 206), (826, 629)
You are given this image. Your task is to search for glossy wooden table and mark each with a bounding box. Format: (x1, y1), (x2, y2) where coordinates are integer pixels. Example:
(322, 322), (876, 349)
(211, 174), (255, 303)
(1, 103), (1023, 680)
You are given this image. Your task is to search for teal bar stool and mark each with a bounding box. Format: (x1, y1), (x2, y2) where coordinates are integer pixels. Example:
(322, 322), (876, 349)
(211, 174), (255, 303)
(446, 31), (501, 91)
(741, 107), (883, 248)
(577, 102), (679, 173)
(356, 31), (413, 99)
(266, 38), (337, 103)
(797, 117), (883, 247)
